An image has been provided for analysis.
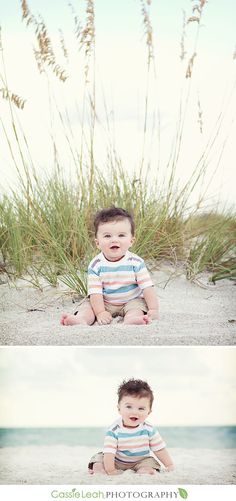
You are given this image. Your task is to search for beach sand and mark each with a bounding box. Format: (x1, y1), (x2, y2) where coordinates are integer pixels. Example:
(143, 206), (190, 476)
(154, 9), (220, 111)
(0, 445), (235, 485)
(0, 267), (235, 345)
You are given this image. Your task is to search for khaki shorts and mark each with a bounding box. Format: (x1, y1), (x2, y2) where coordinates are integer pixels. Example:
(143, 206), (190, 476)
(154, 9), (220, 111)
(88, 451), (160, 472)
(74, 297), (148, 317)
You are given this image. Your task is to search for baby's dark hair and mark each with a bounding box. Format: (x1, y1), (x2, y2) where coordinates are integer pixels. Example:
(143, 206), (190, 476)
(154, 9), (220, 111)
(117, 379), (154, 409)
(94, 207), (135, 236)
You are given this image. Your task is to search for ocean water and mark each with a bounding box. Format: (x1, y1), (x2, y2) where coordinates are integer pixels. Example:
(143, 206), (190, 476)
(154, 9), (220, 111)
(0, 426), (236, 449)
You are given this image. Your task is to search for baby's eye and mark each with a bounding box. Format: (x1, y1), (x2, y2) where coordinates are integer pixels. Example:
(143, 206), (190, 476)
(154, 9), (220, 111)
(104, 234), (111, 238)
(126, 405), (132, 409)
(139, 408), (145, 411)
(119, 234), (125, 237)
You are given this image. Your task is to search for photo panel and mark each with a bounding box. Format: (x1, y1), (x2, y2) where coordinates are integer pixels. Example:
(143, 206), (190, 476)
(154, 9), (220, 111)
(0, 346), (235, 485)
(0, 0), (236, 348)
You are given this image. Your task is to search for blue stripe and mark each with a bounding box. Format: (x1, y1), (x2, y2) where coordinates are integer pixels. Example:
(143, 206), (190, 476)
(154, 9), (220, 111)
(148, 429), (156, 437)
(99, 265), (136, 272)
(88, 263), (146, 274)
(120, 450), (150, 457)
(133, 262), (145, 273)
(103, 284), (138, 294)
(117, 430), (149, 438)
(88, 268), (99, 276)
(106, 431), (118, 439)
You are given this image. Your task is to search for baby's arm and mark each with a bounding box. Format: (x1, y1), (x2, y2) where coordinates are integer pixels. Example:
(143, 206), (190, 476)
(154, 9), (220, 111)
(89, 294), (112, 325)
(103, 453), (121, 475)
(154, 448), (174, 471)
(143, 286), (159, 320)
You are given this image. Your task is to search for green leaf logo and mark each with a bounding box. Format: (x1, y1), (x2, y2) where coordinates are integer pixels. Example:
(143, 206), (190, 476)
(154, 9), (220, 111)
(178, 488), (188, 499)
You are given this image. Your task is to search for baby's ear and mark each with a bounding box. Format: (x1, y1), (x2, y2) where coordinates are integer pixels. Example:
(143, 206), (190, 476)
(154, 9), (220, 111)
(95, 238), (100, 249)
(130, 236), (135, 246)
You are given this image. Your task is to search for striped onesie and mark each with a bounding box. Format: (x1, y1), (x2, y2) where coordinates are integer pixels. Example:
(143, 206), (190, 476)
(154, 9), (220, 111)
(103, 418), (166, 466)
(87, 250), (153, 305)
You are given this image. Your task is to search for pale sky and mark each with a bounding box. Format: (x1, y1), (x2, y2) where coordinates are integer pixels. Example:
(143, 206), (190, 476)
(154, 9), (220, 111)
(0, 346), (236, 427)
(0, 0), (236, 208)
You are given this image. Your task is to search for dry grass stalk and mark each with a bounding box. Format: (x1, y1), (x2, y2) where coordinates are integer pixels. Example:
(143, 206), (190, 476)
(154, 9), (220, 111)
(233, 45), (236, 60)
(186, 51), (197, 78)
(69, 3), (82, 42)
(59, 29), (68, 62)
(185, 0), (208, 79)
(139, 0), (155, 177)
(0, 28), (26, 110)
(192, 5), (201, 16)
(79, 0), (95, 79)
(187, 16), (200, 24)
(140, 0), (154, 67)
(0, 87), (26, 109)
(180, 10), (187, 60)
(21, 0), (67, 82)
(187, 0), (207, 24)
(197, 94), (203, 133)
(35, 19), (68, 81)
(21, 0), (36, 26)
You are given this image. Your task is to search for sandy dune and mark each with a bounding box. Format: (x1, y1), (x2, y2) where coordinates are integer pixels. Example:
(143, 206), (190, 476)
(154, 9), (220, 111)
(0, 268), (235, 345)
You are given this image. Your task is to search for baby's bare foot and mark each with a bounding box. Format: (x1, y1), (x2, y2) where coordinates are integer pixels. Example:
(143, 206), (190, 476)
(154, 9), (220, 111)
(60, 314), (87, 326)
(90, 464), (106, 474)
(144, 315), (152, 324)
(124, 316), (148, 325)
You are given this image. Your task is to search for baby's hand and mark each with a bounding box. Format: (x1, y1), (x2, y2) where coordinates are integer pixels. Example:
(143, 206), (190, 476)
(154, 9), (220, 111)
(97, 311), (112, 325)
(147, 309), (159, 322)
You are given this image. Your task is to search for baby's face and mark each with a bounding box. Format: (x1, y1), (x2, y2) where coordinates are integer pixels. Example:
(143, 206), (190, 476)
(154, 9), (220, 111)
(118, 395), (151, 428)
(95, 219), (134, 261)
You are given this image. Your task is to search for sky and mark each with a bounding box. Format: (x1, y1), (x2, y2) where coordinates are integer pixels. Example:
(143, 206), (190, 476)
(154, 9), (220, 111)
(0, 0), (236, 208)
(0, 346), (236, 428)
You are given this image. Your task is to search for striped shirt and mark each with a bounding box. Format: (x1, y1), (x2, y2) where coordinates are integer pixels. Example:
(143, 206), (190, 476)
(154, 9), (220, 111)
(87, 251), (153, 305)
(103, 418), (166, 464)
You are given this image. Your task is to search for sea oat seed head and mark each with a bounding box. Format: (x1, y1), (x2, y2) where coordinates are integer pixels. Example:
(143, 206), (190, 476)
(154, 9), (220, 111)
(186, 52), (197, 78)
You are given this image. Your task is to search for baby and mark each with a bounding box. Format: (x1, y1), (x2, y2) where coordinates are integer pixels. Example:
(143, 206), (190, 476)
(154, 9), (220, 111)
(61, 206), (159, 326)
(88, 378), (174, 475)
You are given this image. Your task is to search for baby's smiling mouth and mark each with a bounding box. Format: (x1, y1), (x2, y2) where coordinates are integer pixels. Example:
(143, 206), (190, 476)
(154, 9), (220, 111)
(110, 245), (120, 249)
(130, 417), (138, 421)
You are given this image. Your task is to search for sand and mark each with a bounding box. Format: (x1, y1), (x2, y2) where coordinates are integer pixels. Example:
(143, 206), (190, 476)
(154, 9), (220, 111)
(0, 267), (235, 345)
(0, 445), (235, 485)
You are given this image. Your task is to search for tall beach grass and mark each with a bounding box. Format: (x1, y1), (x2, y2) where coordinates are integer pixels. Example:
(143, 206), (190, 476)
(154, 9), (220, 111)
(1, 165), (235, 294)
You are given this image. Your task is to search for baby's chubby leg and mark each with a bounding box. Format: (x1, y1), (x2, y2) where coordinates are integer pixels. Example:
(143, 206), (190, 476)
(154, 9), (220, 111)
(123, 309), (150, 325)
(60, 302), (95, 326)
(136, 466), (156, 475)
